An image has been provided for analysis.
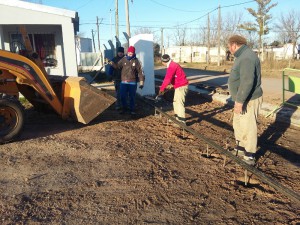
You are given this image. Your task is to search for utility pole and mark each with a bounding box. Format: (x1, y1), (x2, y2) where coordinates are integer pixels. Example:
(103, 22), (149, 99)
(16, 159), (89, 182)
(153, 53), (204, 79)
(96, 16), (103, 65)
(115, 0), (119, 40)
(125, 0), (131, 39)
(91, 29), (96, 52)
(110, 9), (113, 42)
(217, 5), (221, 66)
(257, 14), (265, 62)
(161, 28), (164, 55)
(96, 16), (101, 52)
(261, 15), (265, 62)
(207, 13), (210, 64)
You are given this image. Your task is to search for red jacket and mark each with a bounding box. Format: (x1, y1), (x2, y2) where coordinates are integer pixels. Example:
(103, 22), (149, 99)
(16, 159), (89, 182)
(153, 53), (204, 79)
(160, 61), (189, 92)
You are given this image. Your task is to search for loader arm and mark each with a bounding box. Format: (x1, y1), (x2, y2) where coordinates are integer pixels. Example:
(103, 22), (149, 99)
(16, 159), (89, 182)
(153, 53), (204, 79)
(19, 25), (50, 78)
(0, 49), (63, 115)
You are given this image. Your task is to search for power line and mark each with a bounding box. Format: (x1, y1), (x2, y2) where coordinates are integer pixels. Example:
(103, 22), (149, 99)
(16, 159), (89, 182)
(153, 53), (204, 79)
(89, 22), (297, 33)
(149, 0), (215, 13)
(172, 7), (218, 28)
(78, 0), (271, 38)
(76, 0), (97, 10)
(171, 0), (256, 28)
(152, 0), (256, 32)
(221, 0), (256, 9)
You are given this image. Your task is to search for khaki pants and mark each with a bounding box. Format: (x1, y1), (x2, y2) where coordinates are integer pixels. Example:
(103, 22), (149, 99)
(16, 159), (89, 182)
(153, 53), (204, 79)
(233, 96), (263, 153)
(173, 85), (188, 121)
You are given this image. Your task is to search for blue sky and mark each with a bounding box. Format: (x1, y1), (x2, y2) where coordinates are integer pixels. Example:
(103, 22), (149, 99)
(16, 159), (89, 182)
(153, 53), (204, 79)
(34, 0), (298, 49)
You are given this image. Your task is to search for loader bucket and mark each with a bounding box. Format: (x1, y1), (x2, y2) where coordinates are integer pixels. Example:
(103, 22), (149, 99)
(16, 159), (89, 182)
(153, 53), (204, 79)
(62, 77), (115, 124)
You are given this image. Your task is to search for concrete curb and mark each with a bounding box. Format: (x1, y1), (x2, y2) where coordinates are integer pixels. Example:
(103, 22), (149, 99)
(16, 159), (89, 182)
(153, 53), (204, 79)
(194, 85), (300, 127)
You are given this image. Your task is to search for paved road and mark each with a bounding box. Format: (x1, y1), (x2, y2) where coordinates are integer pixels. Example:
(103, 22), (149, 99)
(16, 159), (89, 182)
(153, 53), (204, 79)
(155, 67), (300, 105)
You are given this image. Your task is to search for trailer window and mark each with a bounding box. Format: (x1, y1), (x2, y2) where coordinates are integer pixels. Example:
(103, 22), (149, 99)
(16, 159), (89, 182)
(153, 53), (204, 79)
(193, 52), (200, 57)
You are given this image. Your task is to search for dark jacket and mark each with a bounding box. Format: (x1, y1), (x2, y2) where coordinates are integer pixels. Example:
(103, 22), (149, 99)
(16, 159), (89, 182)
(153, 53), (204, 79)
(228, 45), (263, 103)
(117, 55), (145, 82)
(109, 56), (123, 81)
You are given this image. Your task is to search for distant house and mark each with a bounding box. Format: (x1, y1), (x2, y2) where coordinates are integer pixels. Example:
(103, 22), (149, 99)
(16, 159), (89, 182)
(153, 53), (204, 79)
(265, 43), (299, 60)
(164, 46), (227, 63)
(75, 36), (101, 70)
(78, 37), (93, 53)
(0, 0), (79, 76)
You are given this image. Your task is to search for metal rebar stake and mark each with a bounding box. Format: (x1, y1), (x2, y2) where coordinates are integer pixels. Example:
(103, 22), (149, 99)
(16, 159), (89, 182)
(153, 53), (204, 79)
(223, 156), (227, 167)
(206, 144), (209, 158)
(244, 170), (248, 186)
(223, 140), (229, 167)
(160, 107), (162, 119)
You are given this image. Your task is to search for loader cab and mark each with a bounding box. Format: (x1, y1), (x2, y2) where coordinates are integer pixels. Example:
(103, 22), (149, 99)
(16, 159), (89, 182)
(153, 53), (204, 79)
(9, 33), (58, 68)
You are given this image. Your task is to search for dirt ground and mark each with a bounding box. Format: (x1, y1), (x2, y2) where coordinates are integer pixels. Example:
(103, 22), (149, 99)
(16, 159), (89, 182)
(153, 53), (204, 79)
(0, 89), (299, 224)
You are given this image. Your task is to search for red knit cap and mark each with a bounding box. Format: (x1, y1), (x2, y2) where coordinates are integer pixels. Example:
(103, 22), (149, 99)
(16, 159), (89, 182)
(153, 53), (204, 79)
(127, 46), (135, 54)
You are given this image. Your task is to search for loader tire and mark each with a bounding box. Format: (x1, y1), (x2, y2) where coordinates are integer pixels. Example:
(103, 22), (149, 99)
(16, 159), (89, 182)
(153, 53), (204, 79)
(0, 98), (24, 144)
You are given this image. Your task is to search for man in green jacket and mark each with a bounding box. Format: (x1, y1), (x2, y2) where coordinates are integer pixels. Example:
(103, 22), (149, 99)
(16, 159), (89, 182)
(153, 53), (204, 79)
(227, 35), (263, 165)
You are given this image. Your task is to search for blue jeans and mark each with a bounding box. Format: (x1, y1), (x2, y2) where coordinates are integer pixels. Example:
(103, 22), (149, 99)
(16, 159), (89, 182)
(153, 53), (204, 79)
(120, 82), (137, 111)
(114, 80), (121, 107)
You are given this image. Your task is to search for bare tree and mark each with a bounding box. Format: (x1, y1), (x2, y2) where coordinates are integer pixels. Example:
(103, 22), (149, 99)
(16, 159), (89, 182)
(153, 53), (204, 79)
(275, 31), (289, 46)
(239, 0), (278, 54)
(237, 22), (259, 48)
(199, 26), (207, 45)
(187, 26), (207, 46)
(132, 27), (159, 43)
(221, 12), (244, 47)
(208, 16), (218, 47)
(173, 26), (187, 46)
(275, 10), (300, 58)
(132, 27), (153, 35)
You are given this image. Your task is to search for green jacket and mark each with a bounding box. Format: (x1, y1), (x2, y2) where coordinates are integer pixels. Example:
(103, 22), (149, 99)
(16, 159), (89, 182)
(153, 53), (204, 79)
(228, 45), (263, 103)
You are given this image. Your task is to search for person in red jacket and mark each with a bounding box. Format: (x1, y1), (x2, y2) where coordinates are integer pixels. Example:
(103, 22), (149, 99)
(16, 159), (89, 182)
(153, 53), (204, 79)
(159, 54), (189, 124)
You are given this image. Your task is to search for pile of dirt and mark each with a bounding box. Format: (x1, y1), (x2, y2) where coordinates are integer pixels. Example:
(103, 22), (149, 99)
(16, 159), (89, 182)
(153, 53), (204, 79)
(0, 91), (299, 224)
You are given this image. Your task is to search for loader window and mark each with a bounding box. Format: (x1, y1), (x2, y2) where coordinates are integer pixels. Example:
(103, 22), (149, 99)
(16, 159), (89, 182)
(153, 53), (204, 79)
(10, 33), (27, 54)
(34, 34), (57, 67)
(10, 33), (57, 67)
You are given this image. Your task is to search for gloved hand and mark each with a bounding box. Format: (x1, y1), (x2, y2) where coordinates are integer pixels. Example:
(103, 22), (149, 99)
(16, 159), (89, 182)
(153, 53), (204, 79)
(139, 81), (144, 89)
(105, 58), (111, 65)
(158, 90), (164, 96)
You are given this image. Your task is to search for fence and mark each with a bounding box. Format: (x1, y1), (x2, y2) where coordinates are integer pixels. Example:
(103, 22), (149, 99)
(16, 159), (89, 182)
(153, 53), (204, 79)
(267, 68), (300, 117)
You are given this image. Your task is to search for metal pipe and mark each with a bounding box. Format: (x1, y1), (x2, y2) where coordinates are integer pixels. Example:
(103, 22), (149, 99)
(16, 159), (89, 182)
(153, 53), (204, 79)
(144, 98), (300, 205)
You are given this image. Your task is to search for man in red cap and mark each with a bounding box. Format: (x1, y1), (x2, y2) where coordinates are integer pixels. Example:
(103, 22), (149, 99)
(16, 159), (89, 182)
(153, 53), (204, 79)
(110, 46), (145, 115)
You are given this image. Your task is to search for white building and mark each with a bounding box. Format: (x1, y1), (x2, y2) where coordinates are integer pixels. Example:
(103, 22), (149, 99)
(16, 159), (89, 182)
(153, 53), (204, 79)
(164, 46), (227, 63)
(0, 0), (79, 76)
(266, 43), (299, 60)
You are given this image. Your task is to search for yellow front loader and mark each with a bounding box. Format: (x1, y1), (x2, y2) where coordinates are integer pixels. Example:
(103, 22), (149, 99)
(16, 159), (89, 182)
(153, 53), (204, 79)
(0, 28), (115, 143)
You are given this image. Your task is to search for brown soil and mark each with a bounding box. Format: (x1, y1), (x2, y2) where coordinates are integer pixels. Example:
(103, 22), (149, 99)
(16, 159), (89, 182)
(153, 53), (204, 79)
(0, 90), (299, 224)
